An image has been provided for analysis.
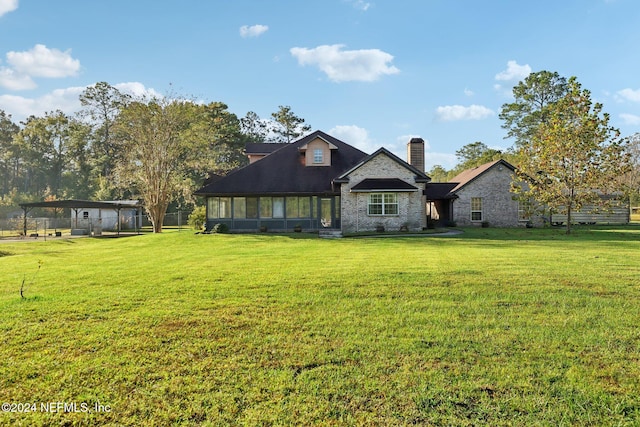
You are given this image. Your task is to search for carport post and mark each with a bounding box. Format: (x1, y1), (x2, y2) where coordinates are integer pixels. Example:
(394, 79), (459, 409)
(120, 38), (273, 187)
(22, 206), (28, 236)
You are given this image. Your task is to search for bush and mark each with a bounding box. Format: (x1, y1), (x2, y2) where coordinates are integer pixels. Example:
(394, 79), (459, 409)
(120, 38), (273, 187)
(212, 223), (229, 234)
(187, 206), (206, 231)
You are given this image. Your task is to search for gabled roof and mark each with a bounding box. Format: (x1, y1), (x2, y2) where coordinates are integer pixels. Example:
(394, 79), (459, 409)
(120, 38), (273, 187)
(335, 147), (430, 183)
(449, 159), (515, 193)
(194, 130), (368, 196)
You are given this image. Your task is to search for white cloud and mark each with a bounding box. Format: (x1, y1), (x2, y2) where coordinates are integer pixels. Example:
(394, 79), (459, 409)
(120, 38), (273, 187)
(495, 60), (531, 82)
(0, 82), (159, 123)
(114, 82), (161, 98)
(0, 67), (36, 90)
(435, 104), (494, 122)
(464, 88), (474, 97)
(0, 86), (85, 122)
(621, 113), (640, 126)
(617, 88), (640, 103)
(239, 24), (269, 38)
(0, 0), (18, 17)
(425, 152), (458, 170)
(330, 125), (376, 153)
(290, 44), (400, 82)
(7, 44), (80, 78)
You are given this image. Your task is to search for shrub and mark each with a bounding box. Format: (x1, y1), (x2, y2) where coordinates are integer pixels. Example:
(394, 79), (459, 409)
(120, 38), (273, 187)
(187, 206), (206, 231)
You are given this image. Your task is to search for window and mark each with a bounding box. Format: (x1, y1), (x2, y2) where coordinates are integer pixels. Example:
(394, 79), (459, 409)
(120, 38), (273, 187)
(83, 211), (89, 219)
(273, 197), (284, 218)
(233, 197), (246, 219)
(368, 193), (398, 216)
(260, 197), (272, 218)
(219, 197), (232, 218)
(286, 197), (312, 218)
(207, 197), (219, 219)
(518, 199), (531, 221)
(286, 197), (299, 218)
(246, 198), (258, 219)
(313, 148), (323, 163)
(471, 197), (483, 221)
(299, 197), (311, 218)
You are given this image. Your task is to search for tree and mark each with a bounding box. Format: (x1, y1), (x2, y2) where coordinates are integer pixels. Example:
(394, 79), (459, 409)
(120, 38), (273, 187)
(500, 71), (568, 149)
(114, 96), (206, 233)
(270, 105), (311, 143)
(454, 141), (502, 172)
(240, 111), (268, 142)
(16, 111), (75, 198)
(512, 77), (630, 234)
(623, 133), (640, 205)
(426, 165), (449, 182)
(78, 82), (131, 180)
(199, 102), (247, 174)
(0, 110), (20, 197)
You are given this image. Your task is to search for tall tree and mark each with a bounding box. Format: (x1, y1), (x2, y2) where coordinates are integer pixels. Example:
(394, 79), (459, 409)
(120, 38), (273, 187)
(240, 111), (268, 142)
(623, 132), (640, 205)
(426, 164), (449, 182)
(114, 96), (205, 233)
(17, 111), (74, 198)
(0, 110), (20, 197)
(454, 141), (502, 172)
(270, 105), (311, 143)
(78, 82), (131, 181)
(200, 102), (247, 174)
(500, 71), (568, 149)
(512, 77), (630, 234)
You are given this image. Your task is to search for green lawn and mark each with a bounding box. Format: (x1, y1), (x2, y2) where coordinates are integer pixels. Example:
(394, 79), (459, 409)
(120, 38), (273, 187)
(1, 227), (639, 426)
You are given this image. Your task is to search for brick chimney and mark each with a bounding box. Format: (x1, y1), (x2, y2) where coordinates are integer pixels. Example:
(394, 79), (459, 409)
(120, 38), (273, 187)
(407, 137), (425, 172)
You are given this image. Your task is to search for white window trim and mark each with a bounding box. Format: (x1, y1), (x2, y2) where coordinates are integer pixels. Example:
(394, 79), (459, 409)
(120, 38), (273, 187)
(313, 148), (323, 164)
(471, 197), (483, 222)
(368, 193), (399, 216)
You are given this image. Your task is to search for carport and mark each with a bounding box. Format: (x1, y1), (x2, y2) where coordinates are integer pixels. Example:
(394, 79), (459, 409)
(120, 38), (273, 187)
(19, 199), (144, 237)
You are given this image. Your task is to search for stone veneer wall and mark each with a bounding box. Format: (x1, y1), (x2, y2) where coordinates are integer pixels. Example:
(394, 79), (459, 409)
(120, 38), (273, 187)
(452, 166), (523, 227)
(340, 153), (426, 233)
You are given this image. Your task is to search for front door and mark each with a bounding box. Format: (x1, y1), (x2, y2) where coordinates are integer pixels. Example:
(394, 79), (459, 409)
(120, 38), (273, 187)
(320, 198), (333, 228)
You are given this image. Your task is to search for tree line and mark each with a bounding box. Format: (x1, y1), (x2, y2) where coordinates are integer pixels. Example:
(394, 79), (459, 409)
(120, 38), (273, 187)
(0, 82), (311, 231)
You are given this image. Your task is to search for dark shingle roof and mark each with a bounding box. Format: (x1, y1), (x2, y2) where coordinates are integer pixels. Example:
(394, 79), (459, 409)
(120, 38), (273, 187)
(424, 183), (458, 200)
(194, 130), (368, 196)
(351, 178), (418, 192)
(244, 142), (289, 155)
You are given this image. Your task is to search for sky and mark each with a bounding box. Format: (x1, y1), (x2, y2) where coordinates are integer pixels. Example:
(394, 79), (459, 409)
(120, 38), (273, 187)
(1, 0), (639, 170)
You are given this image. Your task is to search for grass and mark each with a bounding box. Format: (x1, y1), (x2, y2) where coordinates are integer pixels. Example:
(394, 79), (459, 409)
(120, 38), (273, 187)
(1, 226), (640, 425)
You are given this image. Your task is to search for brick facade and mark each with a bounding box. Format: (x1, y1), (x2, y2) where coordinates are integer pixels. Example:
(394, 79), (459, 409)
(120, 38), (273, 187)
(451, 164), (523, 227)
(340, 152), (426, 233)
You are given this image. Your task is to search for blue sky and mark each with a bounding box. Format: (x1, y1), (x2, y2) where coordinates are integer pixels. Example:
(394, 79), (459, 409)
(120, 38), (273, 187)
(1, 0), (639, 169)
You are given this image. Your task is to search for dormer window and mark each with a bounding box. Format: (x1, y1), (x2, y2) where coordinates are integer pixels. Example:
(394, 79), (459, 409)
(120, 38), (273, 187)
(313, 149), (323, 164)
(299, 136), (337, 166)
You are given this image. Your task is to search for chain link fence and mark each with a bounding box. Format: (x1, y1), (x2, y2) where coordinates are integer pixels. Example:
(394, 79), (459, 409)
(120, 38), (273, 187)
(0, 210), (194, 239)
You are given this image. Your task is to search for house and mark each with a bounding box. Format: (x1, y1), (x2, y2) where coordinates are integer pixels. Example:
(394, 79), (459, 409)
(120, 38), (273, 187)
(195, 130), (430, 233)
(425, 159), (529, 227)
(194, 130), (534, 233)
